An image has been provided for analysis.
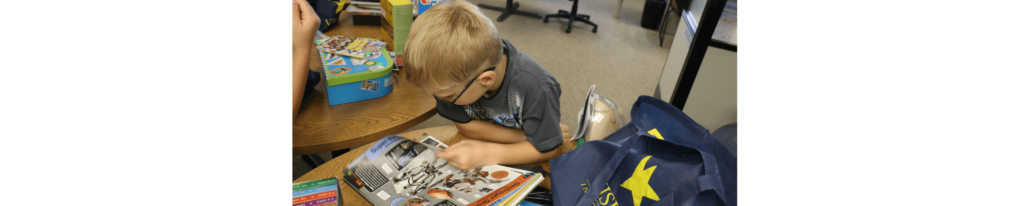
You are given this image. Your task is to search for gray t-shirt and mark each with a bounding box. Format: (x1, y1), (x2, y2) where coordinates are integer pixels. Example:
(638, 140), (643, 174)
(436, 38), (563, 153)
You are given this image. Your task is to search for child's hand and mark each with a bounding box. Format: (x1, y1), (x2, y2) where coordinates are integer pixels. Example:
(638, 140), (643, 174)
(560, 124), (572, 141)
(435, 139), (499, 171)
(292, 0), (321, 50)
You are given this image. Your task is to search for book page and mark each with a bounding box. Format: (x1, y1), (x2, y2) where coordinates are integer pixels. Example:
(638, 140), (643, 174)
(342, 136), (536, 206)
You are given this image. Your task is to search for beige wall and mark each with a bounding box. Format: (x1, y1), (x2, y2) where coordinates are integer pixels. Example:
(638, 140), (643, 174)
(682, 46), (736, 132)
(657, 18), (691, 101)
(656, 3), (737, 132)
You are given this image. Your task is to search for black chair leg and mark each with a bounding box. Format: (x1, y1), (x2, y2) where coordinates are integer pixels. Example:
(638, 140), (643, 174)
(575, 16), (598, 29)
(479, 0), (542, 22)
(565, 16), (575, 33)
(542, 0), (598, 33)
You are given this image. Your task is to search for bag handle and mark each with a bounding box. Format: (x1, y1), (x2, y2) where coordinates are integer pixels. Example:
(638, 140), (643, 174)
(574, 132), (728, 206)
(573, 132), (644, 206)
(629, 96), (737, 174)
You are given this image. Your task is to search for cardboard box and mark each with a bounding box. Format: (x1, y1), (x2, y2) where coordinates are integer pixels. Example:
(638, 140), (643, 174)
(414, 0), (442, 15)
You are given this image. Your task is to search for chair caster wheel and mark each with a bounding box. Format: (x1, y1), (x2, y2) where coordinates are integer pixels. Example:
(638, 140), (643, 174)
(592, 28), (597, 33)
(543, 18), (549, 23)
(565, 28), (572, 33)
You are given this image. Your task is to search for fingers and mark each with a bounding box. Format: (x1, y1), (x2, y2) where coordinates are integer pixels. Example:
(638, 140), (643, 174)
(435, 149), (451, 159)
(292, 1), (301, 24)
(449, 162), (469, 171)
(450, 140), (469, 148)
(437, 150), (470, 171)
(560, 124), (569, 132)
(295, 0), (320, 22)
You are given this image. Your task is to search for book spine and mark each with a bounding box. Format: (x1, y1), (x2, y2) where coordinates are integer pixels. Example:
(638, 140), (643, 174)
(292, 190), (338, 204)
(381, 0), (394, 51)
(467, 173), (533, 206)
(382, 17), (395, 51)
(292, 185), (337, 197)
(293, 178), (338, 191)
(489, 174), (537, 206)
(500, 174), (541, 206)
(293, 195), (338, 206)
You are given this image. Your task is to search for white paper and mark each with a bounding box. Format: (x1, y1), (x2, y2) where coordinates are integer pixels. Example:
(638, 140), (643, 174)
(382, 163), (395, 175)
(377, 190), (391, 200)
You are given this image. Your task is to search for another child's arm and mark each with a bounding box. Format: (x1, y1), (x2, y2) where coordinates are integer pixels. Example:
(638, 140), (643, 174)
(293, 0), (320, 120)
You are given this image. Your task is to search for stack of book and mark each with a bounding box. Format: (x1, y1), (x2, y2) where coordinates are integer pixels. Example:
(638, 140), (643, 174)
(293, 177), (343, 206)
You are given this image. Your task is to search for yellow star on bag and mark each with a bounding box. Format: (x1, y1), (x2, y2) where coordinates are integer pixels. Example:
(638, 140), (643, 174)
(620, 156), (661, 206)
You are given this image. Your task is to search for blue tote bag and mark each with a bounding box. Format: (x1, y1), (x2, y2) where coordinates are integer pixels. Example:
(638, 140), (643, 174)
(305, 0), (344, 32)
(550, 96), (737, 206)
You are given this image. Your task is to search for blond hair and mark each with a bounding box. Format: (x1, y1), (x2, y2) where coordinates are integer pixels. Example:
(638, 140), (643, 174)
(402, 0), (503, 92)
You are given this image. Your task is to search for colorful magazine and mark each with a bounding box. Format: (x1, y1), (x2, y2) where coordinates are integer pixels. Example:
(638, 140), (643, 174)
(341, 135), (544, 206)
(317, 35), (388, 59)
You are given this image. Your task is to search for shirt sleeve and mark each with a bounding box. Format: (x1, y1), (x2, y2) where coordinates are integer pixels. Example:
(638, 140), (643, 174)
(520, 84), (563, 153)
(436, 101), (472, 123)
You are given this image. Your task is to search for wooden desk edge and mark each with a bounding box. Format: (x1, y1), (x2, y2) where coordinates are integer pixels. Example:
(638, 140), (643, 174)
(292, 109), (438, 155)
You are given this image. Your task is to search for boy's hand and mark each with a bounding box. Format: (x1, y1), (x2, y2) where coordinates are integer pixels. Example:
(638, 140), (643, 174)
(435, 139), (500, 171)
(293, 0), (320, 50)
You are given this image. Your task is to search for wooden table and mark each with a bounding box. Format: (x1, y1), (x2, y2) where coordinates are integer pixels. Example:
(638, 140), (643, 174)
(294, 126), (578, 206)
(294, 11), (438, 156)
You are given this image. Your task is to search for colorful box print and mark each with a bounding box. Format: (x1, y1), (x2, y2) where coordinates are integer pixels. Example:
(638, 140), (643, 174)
(416, 0), (442, 15)
(329, 67), (352, 76)
(362, 80), (380, 92)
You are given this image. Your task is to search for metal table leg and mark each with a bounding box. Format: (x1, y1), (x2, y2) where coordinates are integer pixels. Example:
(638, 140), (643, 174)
(479, 0), (542, 22)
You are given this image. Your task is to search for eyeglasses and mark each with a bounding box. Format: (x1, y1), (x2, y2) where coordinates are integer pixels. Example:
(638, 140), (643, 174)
(436, 67), (496, 106)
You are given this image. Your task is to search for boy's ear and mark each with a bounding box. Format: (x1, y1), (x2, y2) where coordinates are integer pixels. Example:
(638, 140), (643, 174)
(478, 71), (496, 86)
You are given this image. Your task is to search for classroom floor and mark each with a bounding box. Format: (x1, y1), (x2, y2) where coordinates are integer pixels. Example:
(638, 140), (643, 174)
(294, 0), (675, 180)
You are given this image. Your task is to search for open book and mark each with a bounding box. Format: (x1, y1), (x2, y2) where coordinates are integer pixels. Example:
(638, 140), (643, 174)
(341, 135), (544, 206)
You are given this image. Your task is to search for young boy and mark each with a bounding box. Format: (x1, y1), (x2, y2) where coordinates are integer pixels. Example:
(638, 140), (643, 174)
(402, 0), (570, 171)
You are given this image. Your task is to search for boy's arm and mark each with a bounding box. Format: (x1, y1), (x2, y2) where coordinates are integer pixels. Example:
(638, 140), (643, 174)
(492, 139), (564, 165)
(435, 138), (568, 171)
(454, 120), (526, 144)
